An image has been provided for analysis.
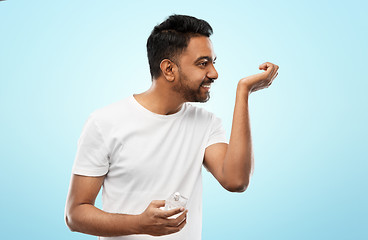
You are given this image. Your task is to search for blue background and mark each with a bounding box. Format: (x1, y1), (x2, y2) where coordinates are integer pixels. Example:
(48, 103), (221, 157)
(1, 0), (367, 239)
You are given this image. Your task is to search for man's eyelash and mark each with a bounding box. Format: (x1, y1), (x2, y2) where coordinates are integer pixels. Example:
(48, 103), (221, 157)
(199, 61), (215, 66)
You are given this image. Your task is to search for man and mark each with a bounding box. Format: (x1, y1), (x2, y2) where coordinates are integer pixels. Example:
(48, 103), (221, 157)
(65, 14), (279, 239)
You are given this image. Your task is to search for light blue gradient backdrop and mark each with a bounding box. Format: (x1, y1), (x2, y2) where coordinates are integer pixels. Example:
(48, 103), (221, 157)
(1, 0), (367, 239)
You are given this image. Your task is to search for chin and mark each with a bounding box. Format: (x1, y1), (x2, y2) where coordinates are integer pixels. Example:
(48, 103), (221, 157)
(198, 94), (210, 103)
(183, 90), (210, 103)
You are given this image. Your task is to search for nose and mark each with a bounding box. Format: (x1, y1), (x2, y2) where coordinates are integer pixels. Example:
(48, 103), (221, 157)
(207, 63), (218, 80)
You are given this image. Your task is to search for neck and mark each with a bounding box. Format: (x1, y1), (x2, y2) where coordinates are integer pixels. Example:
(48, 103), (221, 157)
(133, 79), (185, 115)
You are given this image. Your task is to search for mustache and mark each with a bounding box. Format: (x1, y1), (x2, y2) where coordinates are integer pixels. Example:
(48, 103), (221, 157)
(201, 78), (215, 84)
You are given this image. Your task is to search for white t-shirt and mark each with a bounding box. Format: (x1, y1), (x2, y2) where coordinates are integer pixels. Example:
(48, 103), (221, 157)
(72, 95), (228, 240)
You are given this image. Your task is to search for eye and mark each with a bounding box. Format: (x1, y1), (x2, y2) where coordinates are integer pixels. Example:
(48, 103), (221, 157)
(198, 61), (208, 67)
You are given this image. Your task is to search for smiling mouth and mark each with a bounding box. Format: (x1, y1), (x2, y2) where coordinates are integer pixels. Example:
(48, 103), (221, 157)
(200, 84), (211, 91)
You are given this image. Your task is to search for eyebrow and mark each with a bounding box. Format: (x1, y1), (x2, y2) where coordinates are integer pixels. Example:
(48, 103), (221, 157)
(194, 56), (217, 63)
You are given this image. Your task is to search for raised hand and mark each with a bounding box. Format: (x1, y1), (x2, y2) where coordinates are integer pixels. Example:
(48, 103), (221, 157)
(238, 62), (279, 94)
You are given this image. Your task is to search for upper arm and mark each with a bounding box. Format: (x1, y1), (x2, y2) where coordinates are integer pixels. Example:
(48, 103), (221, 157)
(203, 142), (228, 189)
(65, 174), (105, 215)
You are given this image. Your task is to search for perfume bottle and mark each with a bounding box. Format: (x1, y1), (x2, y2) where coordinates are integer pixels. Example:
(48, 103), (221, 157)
(164, 192), (188, 218)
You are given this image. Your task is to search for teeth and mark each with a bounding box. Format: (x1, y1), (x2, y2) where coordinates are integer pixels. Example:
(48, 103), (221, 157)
(202, 85), (211, 88)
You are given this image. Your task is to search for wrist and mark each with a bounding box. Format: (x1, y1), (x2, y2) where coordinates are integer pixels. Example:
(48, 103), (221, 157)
(236, 82), (251, 98)
(132, 214), (144, 235)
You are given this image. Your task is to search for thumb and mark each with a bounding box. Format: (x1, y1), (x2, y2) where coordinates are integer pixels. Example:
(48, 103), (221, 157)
(259, 62), (271, 71)
(150, 200), (165, 208)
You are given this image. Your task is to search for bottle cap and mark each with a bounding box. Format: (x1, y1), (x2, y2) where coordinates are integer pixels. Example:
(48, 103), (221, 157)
(174, 192), (180, 201)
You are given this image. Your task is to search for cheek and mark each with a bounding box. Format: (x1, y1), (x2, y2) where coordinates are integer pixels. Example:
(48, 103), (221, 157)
(192, 70), (206, 81)
(198, 75), (206, 85)
(181, 67), (207, 86)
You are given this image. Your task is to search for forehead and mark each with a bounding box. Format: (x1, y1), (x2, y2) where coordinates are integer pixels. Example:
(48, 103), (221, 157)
(180, 36), (215, 62)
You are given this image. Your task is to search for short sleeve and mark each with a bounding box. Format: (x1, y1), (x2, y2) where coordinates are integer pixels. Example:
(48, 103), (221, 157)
(205, 114), (228, 149)
(72, 114), (110, 176)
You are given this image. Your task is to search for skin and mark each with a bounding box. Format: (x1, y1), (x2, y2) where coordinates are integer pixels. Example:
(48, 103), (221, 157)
(65, 36), (279, 237)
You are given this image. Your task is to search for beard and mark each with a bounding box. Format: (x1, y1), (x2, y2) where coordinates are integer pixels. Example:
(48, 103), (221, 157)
(171, 69), (211, 103)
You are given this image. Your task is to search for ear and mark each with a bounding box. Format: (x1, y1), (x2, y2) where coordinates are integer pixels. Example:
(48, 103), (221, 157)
(159, 59), (177, 82)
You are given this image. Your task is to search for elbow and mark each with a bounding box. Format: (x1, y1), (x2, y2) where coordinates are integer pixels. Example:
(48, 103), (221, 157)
(225, 179), (250, 193)
(226, 184), (248, 193)
(65, 214), (76, 232)
(65, 208), (79, 232)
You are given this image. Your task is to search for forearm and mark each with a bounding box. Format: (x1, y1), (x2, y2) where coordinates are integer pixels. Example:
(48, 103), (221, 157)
(66, 204), (141, 237)
(223, 83), (254, 191)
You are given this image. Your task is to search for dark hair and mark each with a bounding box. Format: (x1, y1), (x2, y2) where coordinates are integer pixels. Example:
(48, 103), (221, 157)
(146, 14), (213, 79)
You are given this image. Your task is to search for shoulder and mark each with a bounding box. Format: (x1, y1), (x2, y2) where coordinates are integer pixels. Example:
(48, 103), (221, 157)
(184, 103), (216, 121)
(88, 96), (133, 126)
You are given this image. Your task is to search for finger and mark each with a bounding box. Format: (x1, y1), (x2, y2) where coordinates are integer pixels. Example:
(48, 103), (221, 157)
(272, 65), (279, 76)
(259, 62), (273, 71)
(165, 218), (187, 234)
(260, 64), (275, 79)
(269, 70), (279, 83)
(267, 64), (279, 80)
(262, 71), (278, 90)
(164, 210), (188, 227)
(258, 62), (268, 70)
(150, 200), (166, 208)
(271, 72), (278, 81)
(177, 216), (187, 227)
(158, 207), (185, 218)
